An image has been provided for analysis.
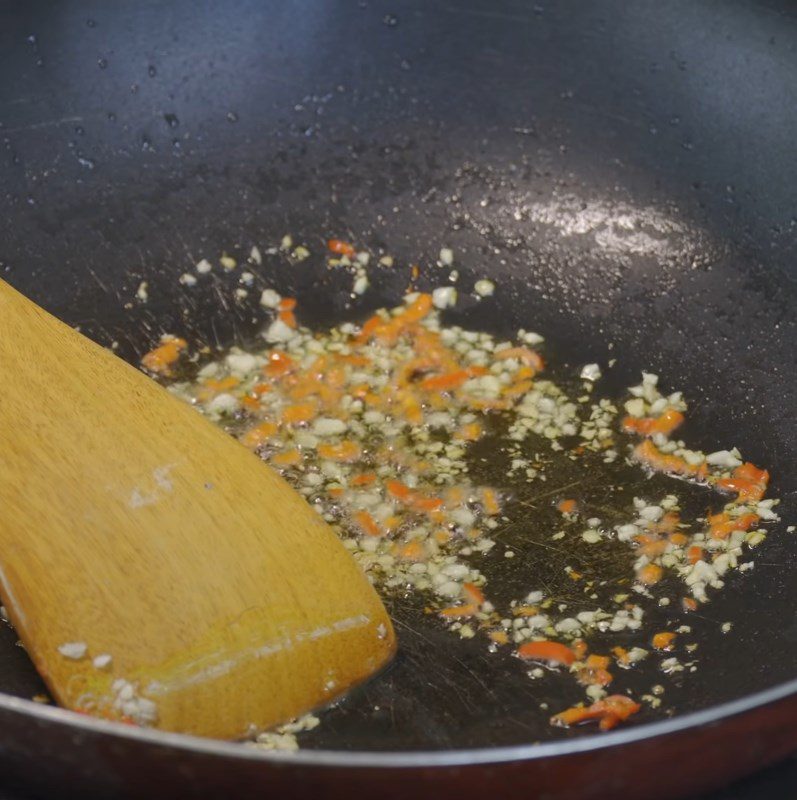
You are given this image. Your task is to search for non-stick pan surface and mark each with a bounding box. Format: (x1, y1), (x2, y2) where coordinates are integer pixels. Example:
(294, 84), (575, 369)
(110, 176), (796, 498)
(1, 0), (796, 797)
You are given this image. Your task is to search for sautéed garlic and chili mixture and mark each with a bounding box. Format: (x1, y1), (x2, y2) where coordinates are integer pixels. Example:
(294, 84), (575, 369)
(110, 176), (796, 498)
(142, 238), (780, 745)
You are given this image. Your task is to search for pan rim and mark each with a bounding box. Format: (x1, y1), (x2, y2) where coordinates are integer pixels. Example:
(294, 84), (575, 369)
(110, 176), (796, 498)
(0, 677), (795, 767)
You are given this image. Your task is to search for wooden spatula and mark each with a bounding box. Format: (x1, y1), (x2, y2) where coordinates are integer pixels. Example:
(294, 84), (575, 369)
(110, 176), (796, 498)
(0, 279), (395, 739)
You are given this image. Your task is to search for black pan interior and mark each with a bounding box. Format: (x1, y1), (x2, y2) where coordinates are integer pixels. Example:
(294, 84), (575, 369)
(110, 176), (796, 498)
(0, 0), (796, 751)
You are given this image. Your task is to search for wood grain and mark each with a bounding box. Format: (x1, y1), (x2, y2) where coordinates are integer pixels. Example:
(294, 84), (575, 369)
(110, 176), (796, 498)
(0, 279), (395, 738)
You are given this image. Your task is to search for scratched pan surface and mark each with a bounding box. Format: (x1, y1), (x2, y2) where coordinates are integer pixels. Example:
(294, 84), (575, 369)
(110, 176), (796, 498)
(1, 0), (796, 798)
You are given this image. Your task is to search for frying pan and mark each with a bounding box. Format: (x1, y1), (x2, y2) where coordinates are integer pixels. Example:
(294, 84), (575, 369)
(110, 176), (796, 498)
(1, 0), (796, 797)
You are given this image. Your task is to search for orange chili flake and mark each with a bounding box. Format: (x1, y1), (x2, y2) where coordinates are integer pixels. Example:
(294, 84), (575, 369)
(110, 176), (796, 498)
(622, 408), (685, 438)
(502, 379), (534, 399)
(517, 640), (576, 667)
(443, 487), (466, 507)
(557, 498), (577, 515)
(577, 654), (614, 687)
(270, 448), (302, 467)
(400, 393), (424, 425)
(350, 472), (377, 487)
(454, 422), (483, 442)
(200, 375), (240, 399)
(281, 402), (316, 425)
(466, 397), (512, 411)
(650, 408), (685, 435)
(681, 597), (699, 612)
(586, 654), (611, 669)
(687, 545), (704, 565)
(514, 364), (534, 380)
(494, 346), (545, 372)
(481, 488), (501, 516)
(577, 666), (614, 687)
(384, 478), (412, 501)
(264, 350), (295, 378)
(707, 512), (732, 539)
(612, 647), (630, 667)
(512, 605), (540, 617)
(439, 603), (477, 619)
(621, 416), (651, 435)
(551, 695), (641, 731)
(400, 293), (434, 324)
(433, 528), (452, 545)
(716, 462), (769, 502)
(637, 563), (663, 585)
(279, 309), (297, 328)
(652, 631), (677, 651)
(735, 461), (770, 484)
(317, 441), (362, 463)
(462, 582), (485, 606)
(411, 494), (444, 513)
(382, 515), (402, 534)
(636, 534), (668, 558)
(355, 314), (384, 344)
(240, 421), (279, 449)
(353, 510), (381, 537)
(655, 512), (681, 535)
(385, 479), (443, 513)
(571, 640), (589, 661)
(328, 238), (356, 257)
(733, 511), (761, 531)
(141, 336), (187, 375)
(708, 511), (759, 540)
(396, 540), (426, 561)
(251, 382), (272, 396)
(420, 369), (473, 392)
(634, 439), (700, 478)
